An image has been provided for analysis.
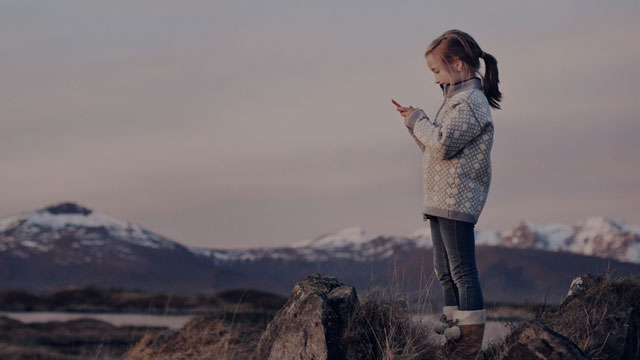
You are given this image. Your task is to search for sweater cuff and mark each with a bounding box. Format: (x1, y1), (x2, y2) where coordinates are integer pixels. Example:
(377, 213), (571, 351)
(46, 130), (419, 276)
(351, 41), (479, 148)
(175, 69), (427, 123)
(405, 109), (427, 130)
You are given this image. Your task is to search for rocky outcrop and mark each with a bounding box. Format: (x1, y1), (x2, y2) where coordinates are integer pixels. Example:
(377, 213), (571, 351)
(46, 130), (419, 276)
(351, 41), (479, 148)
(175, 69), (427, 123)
(119, 271), (640, 360)
(542, 273), (640, 359)
(256, 273), (358, 360)
(487, 273), (640, 359)
(494, 319), (590, 359)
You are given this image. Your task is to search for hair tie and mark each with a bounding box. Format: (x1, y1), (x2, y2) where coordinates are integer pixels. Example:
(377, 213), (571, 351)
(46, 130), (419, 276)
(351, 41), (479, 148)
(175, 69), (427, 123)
(480, 51), (486, 58)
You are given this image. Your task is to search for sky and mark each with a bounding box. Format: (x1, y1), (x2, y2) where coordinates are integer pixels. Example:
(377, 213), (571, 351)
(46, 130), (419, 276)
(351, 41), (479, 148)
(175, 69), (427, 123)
(2, 1), (640, 249)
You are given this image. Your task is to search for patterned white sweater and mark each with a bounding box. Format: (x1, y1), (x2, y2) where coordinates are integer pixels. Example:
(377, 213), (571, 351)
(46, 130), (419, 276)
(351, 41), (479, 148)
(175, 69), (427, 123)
(405, 77), (494, 224)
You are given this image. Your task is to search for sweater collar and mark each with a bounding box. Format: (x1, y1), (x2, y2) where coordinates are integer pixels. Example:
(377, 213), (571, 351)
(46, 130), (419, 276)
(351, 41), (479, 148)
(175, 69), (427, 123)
(440, 76), (482, 98)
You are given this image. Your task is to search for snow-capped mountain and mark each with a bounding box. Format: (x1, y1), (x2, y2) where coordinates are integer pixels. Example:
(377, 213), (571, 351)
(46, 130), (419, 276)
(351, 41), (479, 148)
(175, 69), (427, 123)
(0, 202), (224, 294)
(0, 202), (180, 264)
(192, 216), (640, 265)
(494, 216), (640, 264)
(1, 202), (639, 300)
(191, 226), (430, 263)
(2, 203), (639, 266)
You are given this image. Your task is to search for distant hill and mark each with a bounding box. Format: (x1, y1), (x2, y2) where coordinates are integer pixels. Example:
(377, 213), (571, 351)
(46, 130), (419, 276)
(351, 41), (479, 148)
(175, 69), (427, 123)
(1, 202), (639, 304)
(0, 285), (287, 313)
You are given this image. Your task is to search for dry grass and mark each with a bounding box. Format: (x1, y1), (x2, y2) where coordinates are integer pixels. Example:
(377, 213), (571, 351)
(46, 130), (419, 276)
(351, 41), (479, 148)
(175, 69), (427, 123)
(342, 293), (440, 360)
(122, 312), (269, 360)
(97, 259), (640, 360)
(342, 256), (442, 360)
(540, 267), (640, 359)
(123, 257), (445, 360)
(122, 289), (443, 360)
(482, 266), (640, 360)
(121, 287), (276, 360)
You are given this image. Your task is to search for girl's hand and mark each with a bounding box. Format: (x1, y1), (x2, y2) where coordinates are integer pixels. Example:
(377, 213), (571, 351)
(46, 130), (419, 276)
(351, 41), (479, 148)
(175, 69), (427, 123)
(392, 99), (416, 126)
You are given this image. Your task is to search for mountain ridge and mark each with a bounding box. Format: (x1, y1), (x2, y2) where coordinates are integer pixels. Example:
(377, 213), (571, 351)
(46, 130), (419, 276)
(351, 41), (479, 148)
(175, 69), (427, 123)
(1, 201), (639, 302)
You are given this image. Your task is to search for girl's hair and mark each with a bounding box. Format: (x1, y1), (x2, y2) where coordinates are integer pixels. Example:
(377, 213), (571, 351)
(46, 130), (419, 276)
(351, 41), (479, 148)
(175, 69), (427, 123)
(425, 29), (502, 109)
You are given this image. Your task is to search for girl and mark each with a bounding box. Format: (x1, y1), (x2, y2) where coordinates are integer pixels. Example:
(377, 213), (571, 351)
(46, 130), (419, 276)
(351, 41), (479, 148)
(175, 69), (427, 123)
(392, 29), (501, 359)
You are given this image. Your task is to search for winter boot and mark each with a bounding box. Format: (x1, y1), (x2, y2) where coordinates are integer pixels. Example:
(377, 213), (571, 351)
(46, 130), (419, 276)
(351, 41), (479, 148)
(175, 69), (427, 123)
(434, 305), (459, 335)
(443, 309), (486, 360)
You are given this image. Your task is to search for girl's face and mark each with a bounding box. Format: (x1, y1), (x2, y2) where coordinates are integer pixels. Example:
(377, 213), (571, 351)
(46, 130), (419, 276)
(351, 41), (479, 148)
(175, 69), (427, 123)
(426, 53), (466, 85)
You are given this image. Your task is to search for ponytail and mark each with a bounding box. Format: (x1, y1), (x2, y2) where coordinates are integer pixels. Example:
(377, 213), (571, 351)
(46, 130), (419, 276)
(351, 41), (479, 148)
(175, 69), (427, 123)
(481, 51), (502, 110)
(426, 29), (503, 110)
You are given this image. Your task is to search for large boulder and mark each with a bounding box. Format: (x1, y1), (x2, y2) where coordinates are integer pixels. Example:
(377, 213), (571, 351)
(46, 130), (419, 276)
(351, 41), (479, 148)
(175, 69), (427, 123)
(494, 319), (590, 359)
(256, 273), (358, 360)
(542, 273), (640, 359)
(484, 273), (640, 360)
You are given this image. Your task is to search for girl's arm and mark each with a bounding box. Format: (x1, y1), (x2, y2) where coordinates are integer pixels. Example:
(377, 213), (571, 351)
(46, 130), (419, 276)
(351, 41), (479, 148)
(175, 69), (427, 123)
(407, 126), (426, 152)
(406, 100), (484, 160)
(394, 99), (426, 152)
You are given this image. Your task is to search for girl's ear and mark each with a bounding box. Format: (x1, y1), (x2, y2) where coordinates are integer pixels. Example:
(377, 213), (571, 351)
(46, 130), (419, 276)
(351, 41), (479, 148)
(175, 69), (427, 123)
(454, 59), (464, 72)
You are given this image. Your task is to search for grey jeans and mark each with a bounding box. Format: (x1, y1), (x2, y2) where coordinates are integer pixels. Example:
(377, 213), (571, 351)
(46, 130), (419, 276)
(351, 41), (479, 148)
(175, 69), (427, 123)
(425, 214), (484, 310)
